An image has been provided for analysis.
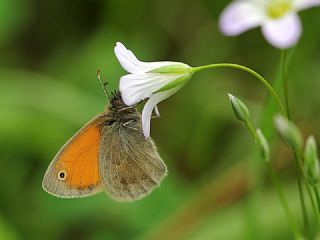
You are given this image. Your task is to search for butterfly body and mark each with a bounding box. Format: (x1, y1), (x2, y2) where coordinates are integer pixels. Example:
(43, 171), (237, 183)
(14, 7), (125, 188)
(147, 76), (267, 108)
(42, 91), (167, 202)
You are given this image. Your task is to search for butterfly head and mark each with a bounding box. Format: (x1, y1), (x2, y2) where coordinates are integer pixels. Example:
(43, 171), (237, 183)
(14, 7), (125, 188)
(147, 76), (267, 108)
(106, 91), (139, 124)
(109, 91), (126, 109)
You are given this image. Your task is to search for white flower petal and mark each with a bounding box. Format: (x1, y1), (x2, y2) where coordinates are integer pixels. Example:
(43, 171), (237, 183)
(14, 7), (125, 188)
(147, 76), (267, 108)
(219, 1), (265, 36)
(114, 42), (188, 73)
(114, 42), (149, 73)
(293, 0), (320, 10)
(119, 73), (186, 106)
(142, 87), (180, 138)
(261, 13), (301, 49)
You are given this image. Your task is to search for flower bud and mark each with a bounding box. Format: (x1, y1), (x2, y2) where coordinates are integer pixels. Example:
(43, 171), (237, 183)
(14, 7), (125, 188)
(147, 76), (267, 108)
(274, 115), (303, 151)
(256, 129), (270, 162)
(304, 136), (320, 185)
(228, 94), (250, 122)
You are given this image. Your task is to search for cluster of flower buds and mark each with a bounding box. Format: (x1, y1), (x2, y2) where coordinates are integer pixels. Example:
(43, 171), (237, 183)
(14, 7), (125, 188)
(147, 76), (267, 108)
(228, 94), (270, 162)
(228, 95), (320, 182)
(274, 115), (320, 185)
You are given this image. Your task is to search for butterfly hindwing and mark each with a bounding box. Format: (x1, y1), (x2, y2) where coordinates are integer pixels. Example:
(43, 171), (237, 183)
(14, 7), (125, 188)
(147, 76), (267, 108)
(99, 120), (167, 202)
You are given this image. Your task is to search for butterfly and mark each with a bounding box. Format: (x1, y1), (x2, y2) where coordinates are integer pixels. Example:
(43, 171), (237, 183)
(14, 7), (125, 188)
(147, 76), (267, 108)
(42, 86), (167, 202)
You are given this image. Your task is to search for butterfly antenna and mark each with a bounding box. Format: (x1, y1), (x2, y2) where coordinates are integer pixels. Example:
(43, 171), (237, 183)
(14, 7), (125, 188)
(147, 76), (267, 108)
(97, 69), (111, 101)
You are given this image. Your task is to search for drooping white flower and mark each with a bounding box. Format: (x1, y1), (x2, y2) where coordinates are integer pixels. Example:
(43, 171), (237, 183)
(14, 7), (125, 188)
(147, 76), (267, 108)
(114, 42), (192, 138)
(219, 0), (320, 49)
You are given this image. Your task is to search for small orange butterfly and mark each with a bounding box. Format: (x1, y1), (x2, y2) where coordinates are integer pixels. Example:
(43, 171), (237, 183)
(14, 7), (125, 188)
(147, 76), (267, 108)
(42, 72), (167, 202)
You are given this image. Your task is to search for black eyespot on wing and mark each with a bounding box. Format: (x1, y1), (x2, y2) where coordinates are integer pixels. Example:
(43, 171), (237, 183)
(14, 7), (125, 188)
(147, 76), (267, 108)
(58, 170), (66, 180)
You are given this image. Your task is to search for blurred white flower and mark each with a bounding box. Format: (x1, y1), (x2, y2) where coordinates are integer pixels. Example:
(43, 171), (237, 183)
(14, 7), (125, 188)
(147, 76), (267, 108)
(114, 42), (192, 138)
(219, 0), (320, 48)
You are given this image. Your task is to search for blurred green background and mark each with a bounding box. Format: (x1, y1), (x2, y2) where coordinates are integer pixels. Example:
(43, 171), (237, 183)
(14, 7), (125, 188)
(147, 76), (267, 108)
(0, 0), (320, 239)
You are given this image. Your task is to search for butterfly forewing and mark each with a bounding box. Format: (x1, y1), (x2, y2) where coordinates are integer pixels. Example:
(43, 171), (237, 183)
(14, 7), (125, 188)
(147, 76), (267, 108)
(99, 122), (167, 202)
(42, 113), (109, 198)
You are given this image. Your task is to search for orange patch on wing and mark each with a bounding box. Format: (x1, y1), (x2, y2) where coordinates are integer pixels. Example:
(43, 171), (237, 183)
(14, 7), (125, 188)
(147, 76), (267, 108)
(55, 121), (103, 189)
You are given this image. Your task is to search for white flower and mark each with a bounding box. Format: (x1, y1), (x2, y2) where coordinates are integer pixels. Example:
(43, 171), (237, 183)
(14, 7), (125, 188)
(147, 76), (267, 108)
(114, 42), (192, 138)
(219, 0), (320, 49)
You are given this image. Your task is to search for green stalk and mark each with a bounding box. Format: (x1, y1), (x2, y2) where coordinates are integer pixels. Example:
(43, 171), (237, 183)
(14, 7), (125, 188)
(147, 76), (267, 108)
(297, 168), (310, 233)
(241, 119), (301, 239)
(243, 119), (258, 141)
(266, 163), (301, 239)
(294, 154), (310, 234)
(280, 49), (309, 233)
(281, 50), (291, 119)
(294, 151), (320, 226)
(191, 64), (286, 116)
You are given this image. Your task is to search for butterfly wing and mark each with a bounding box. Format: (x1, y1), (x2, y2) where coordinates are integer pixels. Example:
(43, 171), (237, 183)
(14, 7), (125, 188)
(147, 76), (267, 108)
(99, 122), (167, 202)
(42, 112), (109, 198)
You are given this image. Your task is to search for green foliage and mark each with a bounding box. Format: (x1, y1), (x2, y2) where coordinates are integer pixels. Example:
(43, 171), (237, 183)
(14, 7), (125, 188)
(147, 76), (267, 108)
(1, 1), (320, 239)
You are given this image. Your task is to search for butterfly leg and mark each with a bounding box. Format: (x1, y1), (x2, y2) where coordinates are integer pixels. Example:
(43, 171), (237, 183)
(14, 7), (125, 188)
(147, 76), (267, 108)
(122, 120), (139, 131)
(151, 105), (160, 119)
(118, 106), (136, 112)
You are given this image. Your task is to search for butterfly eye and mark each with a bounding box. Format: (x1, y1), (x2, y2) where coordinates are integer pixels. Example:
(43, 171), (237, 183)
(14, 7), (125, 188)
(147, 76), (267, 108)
(58, 170), (67, 180)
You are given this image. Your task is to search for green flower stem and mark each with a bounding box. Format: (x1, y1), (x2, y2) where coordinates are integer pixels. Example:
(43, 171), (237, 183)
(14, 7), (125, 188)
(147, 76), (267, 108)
(244, 119), (258, 142)
(297, 169), (310, 234)
(281, 50), (291, 119)
(294, 151), (320, 226)
(279, 49), (311, 233)
(191, 63), (287, 116)
(314, 186), (320, 214)
(266, 162), (301, 239)
(294, 154), (310, 234)
(241, 119), (301, 238)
